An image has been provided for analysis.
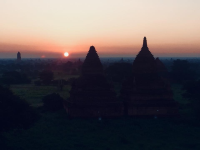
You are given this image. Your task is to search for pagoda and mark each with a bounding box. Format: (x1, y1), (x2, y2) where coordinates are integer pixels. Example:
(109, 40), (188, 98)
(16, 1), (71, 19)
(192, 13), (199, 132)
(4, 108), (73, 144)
(17, 52), (21, 61)
(64, 46), (123, 117)
(121, 37), (178, 116)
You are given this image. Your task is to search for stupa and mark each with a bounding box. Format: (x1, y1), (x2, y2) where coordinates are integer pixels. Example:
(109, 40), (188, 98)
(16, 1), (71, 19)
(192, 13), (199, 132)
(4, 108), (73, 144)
(17, 52), (21, 61)
(121, 37), (178, 116)
(64, 46), (123, 117)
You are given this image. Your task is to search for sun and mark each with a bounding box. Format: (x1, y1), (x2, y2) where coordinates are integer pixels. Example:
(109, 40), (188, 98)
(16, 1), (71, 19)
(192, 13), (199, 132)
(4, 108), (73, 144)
(64, 52), (69, 57)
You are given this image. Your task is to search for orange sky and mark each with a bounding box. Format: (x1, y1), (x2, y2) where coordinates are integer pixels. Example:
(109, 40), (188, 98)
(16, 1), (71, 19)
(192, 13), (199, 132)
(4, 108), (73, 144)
(0, 0), (200, 58)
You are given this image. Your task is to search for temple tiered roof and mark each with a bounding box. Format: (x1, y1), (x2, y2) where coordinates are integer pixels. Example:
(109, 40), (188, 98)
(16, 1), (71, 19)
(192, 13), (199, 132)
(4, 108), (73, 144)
(133, 37), (156, 74)
(65, 46), (123, 117)
(121, 37), (178, 116)
(82, 46), (103, 75)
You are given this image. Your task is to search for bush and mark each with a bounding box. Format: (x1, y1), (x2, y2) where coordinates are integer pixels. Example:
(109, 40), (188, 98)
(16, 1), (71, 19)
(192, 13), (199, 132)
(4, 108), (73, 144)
(0, 86), (39, 132)
(42, 93), (64, 111)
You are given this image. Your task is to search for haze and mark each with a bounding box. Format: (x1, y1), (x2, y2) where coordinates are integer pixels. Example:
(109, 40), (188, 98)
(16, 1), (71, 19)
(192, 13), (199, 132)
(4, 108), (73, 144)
(0, 0), (200, 58)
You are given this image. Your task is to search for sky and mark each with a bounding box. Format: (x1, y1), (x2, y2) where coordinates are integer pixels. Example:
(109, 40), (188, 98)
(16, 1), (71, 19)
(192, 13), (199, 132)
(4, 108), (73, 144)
(0, 0), (200, 58)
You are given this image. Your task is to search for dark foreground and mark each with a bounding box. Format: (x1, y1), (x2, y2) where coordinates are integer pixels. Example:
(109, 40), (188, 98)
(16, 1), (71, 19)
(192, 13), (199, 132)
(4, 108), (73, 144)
(1, 109), (200, 150)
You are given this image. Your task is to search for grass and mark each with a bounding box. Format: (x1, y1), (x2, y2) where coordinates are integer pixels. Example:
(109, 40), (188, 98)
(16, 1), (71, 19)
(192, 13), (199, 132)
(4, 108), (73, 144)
(10, 84), (71, 107)
(172, 84), (189, 105)
(171, 84), (195, 118)
(9, 74), (76, 107)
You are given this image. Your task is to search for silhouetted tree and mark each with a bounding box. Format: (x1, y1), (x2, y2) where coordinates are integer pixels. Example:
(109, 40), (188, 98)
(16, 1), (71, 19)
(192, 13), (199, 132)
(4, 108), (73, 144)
(182, 80), (200, 117)
(34, 80), (42, 86)
(0, 71), (31, 85)
(68, 78), (77, 85)
(105, 63), (132, 83)
(170, 59), (196, 83)
(42, 93), (64, 111)
(39, 70), (54, 85)
(63, 61), (73, 72)
(0, 86), (38, 132)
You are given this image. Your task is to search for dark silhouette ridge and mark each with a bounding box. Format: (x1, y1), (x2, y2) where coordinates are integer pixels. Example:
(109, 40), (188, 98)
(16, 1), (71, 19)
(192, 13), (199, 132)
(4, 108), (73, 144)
(64, 46), (123, 117)
(17, 52), (21, 61)
(121, 37), (178, 116)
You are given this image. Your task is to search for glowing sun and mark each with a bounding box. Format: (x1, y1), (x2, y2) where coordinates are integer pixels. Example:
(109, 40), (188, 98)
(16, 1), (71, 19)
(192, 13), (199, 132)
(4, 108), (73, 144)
(64, 52), (69, 57)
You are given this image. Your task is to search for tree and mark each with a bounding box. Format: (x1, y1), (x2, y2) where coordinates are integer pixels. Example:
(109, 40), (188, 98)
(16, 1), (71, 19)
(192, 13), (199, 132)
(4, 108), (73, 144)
(105, 63), (132, 83)
(0, 86), (38, 132)
(170, 59), (197, 83)
(39, 70), (54, 85)
(63, 61), (73, 73)
(182, 80), (200, 117)
(0, 71), (31, 85)
(42, 93), (64, 111)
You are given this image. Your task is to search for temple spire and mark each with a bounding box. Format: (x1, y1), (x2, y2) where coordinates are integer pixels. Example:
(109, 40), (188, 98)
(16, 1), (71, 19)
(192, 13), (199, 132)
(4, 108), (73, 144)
(143, 37), (147, 47)
(82, 45), (103, 75)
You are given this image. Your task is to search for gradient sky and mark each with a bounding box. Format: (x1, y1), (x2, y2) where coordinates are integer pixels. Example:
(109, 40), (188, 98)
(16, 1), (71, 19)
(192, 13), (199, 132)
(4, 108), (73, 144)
(0, 0), (200, 58)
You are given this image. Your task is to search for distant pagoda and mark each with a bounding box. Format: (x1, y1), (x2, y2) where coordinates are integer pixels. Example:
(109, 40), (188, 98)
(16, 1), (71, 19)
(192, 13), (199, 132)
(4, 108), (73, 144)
(121, 37), (178, 116)
(17, 52), (21, 61)
(64, 46), (123, 117)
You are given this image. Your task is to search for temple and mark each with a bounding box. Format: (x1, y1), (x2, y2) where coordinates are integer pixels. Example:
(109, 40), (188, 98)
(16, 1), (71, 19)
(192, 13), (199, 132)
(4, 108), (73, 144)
(64, 46), (123, 117)
(17, 52), (21, 61)
(121, 37), (178, 116)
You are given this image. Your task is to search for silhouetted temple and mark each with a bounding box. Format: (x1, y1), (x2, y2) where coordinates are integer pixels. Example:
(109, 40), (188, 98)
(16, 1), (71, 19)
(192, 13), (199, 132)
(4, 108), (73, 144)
(121, 37), (178, 116)
(17, 52), (21, 61)
(64, 46), (123, 117)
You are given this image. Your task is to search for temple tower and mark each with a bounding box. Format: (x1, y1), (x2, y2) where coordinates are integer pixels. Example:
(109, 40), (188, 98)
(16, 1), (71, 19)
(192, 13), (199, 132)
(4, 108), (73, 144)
(121, 37), (178, 116)
(64, 46), (123, 117)
(17, 52), (21, 61)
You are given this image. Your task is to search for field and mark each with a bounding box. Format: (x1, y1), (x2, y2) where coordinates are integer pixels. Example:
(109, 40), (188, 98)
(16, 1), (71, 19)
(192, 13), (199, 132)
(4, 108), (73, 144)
(10, 84), (71, 107)
(1, 84), (200, 150)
